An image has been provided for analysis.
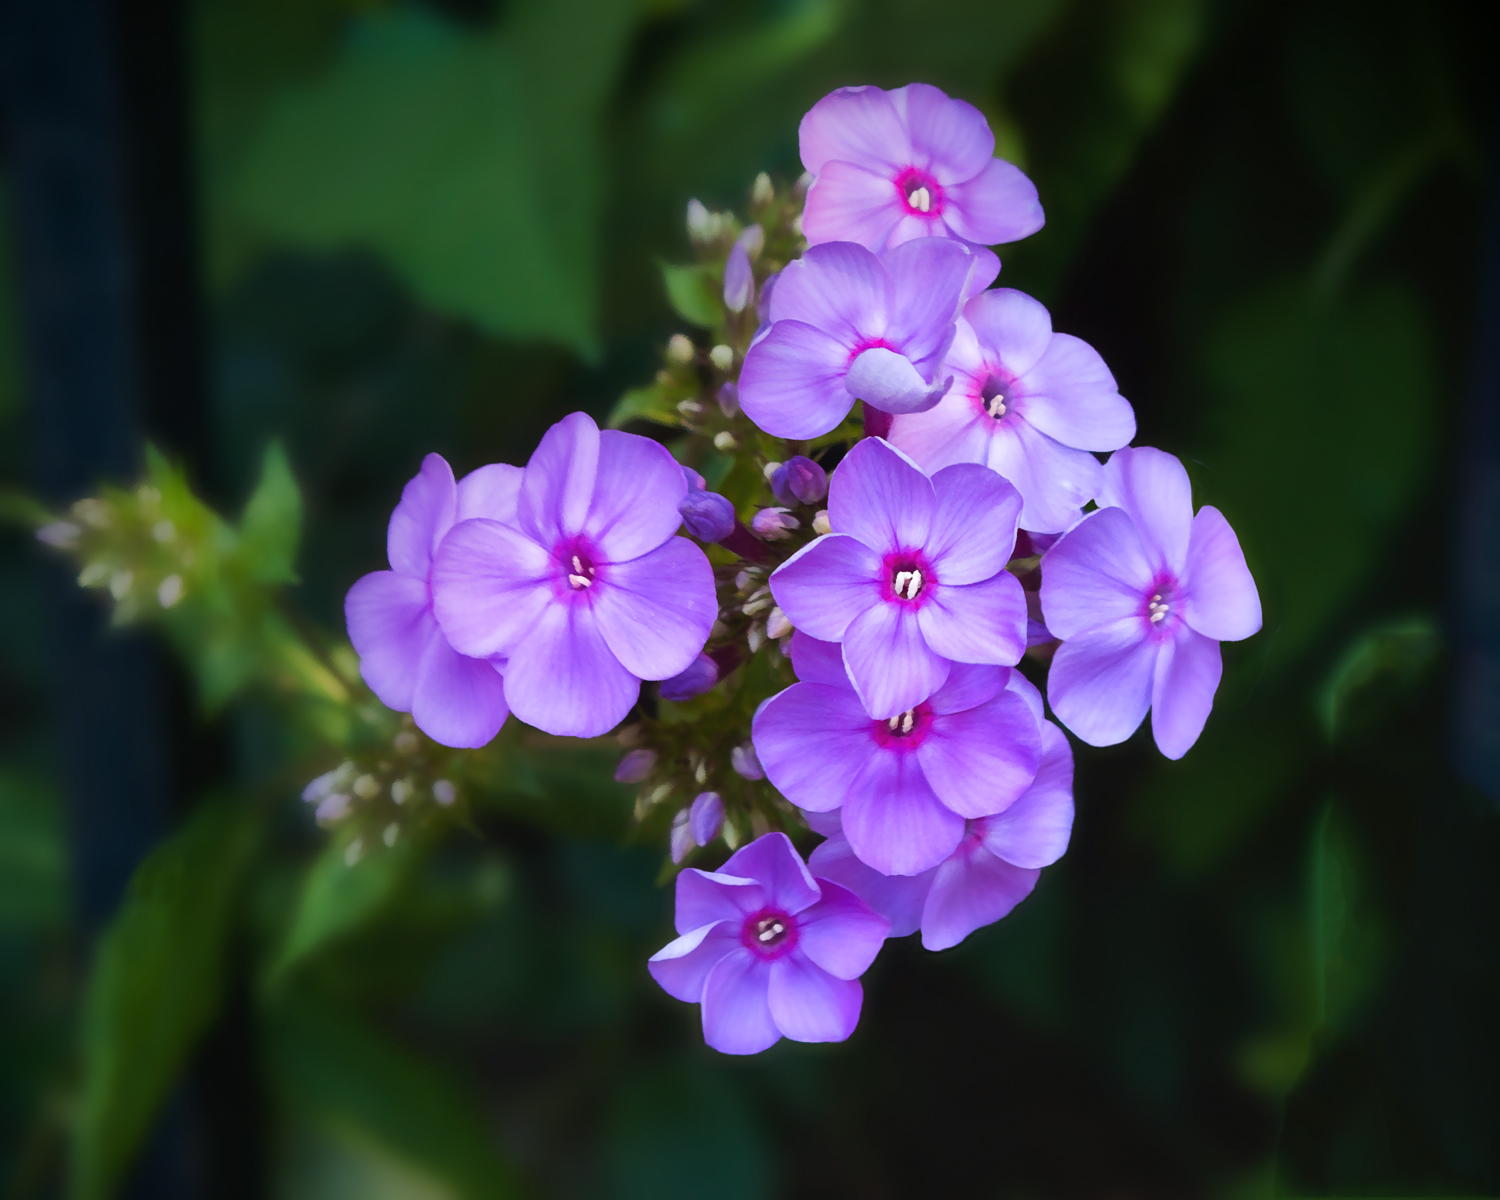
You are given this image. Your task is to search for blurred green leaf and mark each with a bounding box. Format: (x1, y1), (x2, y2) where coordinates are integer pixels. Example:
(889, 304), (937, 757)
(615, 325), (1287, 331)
(240, 441), (303, 585)
(1318, 616), (1442, 739)
(658, 260), (726, 329)
(606, 383), (682, 431)
(1309, 801), (1388, 1033)
(0, 770), (69, 933)
(70, 799), (260, 1200)
(266, 995), (525, 1199)
(233, 1), (639, 357)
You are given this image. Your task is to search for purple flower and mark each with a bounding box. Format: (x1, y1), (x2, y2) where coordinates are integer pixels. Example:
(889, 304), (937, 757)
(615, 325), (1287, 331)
(889, 289), (1136, 533)
(678, 482), (737, 543)
(660, 652), (719, 702)
(753, 632), (1042, 876)
(648, 832), (889, 1054)
(345, 454), (513, 748)
(799, 83), (1043, 255)
(806, 716), (1073, 950)
(723, 227), (759, 313)
(770, 456), (829, 506)
(769, 437), (1028, 719)
(738, 239), (988, 439)
(751, 507), (798, 539)
(430, 413), (718, 738)
(690, 791), (725, 845)
(1039, 446), (1262, 759)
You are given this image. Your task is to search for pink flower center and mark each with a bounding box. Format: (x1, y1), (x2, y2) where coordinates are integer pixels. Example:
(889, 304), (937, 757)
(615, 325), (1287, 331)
(895, 167), (944, 217)
(870, 702), (934, 750)
(882, 550), (935, 605)
(1142, 577), (1179, 633)
(980, 373), (1016, 421)
(741, 906), (798, 960)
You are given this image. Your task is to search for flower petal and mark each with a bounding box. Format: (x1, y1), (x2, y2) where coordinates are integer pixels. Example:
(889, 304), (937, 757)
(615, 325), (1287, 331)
(963, 287), (1053, 377)
(387, 453), (457, 578)
(752, 683), (873, 813)
(799, 84), (909, 175)
(1037, 506), (1153, 640)
(410, 638), (508, 749)
(801, 159), (905, 250)
(346, 570), (433, 712)
(592, 537), (716, 681)
(882, 237), (975, 367)
(675, 868), (767, 935)
(1046, 617), (1157, 747)
(739, 319), (859, 440)
(842, 749), (966, 876)
(916, 571), (1028, 667)
(920, 846), (1040, 951)
(721, 832), (823, 914)
(1182, 506), (1262, 641)
(518, 411), (600, 548)
(768, 953), (863, 1043)
(794, 878), (890, 979)
(897, 82), (994, 182)
(500, 597), (639, 737)
(1019, 333), (1135, 452)
(888, 393), (993, 475)
(430, 518), (555, 659)
(843, 600), (952, 719)
(976, 721), (1074, 867)
(787, 630), (853, 687)
(827, 436), (935, 555)
(648, 920), (741, 1003)
(987, 418), (1102, 535)
(770, 534), (882, 642)
(456, 462), (522, 523)
(1097, 446), (1193, 576)
(940, 156), (1045, 246)
(702, 950), (780, 1055)
(927, 661), (1010, 714)
(927, 462), (1022, 584)
(585, 430), (688, 563)
(1150, 626), (1223, 760)
(808, 833), (934, 938)
(845, 346), (948, 414)
(767, 241), (889, 344)
(917, 687), (1041, 818)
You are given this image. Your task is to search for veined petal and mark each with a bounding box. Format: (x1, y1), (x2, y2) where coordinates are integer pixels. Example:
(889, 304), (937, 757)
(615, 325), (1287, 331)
(843, 749), (966, 876)
(802, 160), (906, 250)
(1004, 666), (1045, 725)
(767, 242), (890, 344)
(808, 833), (934, 938)
(387, 453), (457, 578)
(927, 462), (1022, 583)
(752, 682), (874, 813)
(585, 430), (689, 563)
(888, 391), (992, 472)
(827, 436), (935, 555)
(345, 570), (433, 713)
(411, 638), (508, 749)
(1047, 617), (1157, 747)
(702, 950), (779, 1055)
(1019, 333), (1136, 452)
(917, 687), (1041, 818)
(675, 868), (767, 934)
(500, 597), (638, 737)
(592, 537), (716, 681)
(897, 82), (994, 181)
(988, 418), (1101, 535)
(920, 847), (1040, 951)
(787, 631), (853, 687)
(518, 411), (599, 548)
(940, 157), (1044, 246)
(844, 601), (952, 719)
(1181, 506), (1261, 641)
(770, 534), (882, 642)
(1097, 446), (1193, 576)
(845, 347), (947, 415)
(721, 832), (822, 915)
(430, 518), (555, 659)
(456, 462), (522, 523)
(883, 237), (974, 365)
(928, 661), (1010, 714)
(976, 721), (1074, 867)
(799, 84), (909, 175)
(916, 571), (1028, 666)
(648, 920), (742, 1003)
(963, 288), (1052, 377)
(795, 879), (889, 979)
(739, 319), (859, 440)
(1038, 507), (1154, 640)
(1151, 626), (1222, 760)
(768, 954), (863, 1043)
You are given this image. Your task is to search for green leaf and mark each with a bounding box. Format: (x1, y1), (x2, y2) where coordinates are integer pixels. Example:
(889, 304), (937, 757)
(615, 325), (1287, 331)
(70, 799), (260, 1200)
(233, 2), (639, 358)
(1308, 801), (1388, 1032)
(265, 996), (525, 1199)
(607, 383), (683, 430)
(0, 770), (70, 933)
(658, 260), (725, 329)
(1318, 616), (1442, 740)
(240, 441), (303, 585)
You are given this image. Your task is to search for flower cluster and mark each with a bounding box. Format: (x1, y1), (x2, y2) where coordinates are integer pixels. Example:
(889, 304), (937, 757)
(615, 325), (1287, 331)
(339, 82), (1262, 1054)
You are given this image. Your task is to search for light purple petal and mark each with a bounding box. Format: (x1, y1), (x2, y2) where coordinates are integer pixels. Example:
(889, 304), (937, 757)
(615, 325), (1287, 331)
(917, 687), (1041, 818)
(808, 834), (933, 938)
(845, 347), (947, 415)
(882, 237), (975, 366)
(964, 288), (1053, 376)
(387, 453), (457, 578)
(843, 601), (952, 719)
(1150, 626), (1222, 760)
(794, 878), (889, 979)
(752, 683), (872, 813)
(940, 157), (1045, 245)
(976, 721), (1074, 867)
(1097, 446), (1193, 576)
(1004, 665), (1045, 725)
(584, 430), (689, 563)
(768, 953), (863, 1043)
(770, 534), (881, 642)
(927, 661), (1009, 714)
(648, 920), (741, 1003)
(916, 571), (1028, 666)
(592, 537), (716, 681)
(799, 84), (909, 174)
(887, 389), (992, 473)
(920, 846), (1040, 951)
(689, 792), (725, 845)
(801, 807), (845, 837)
(961, 245), (1001, 298)
(455, 462), (522, 523)
(702, 950), (779, 1055)
(927, 463), (1022, 584)
(897, 82), (994, 182)
(518, 411), (599, 549)
(675, 868), (767, 935)
(500, 597), (639, 737)
(787, 630), (853, 687)
(1046, 617), (1157, 747)
(801, 160), (905, 250)
(410, 638), (508, 749)
(345, 570), (432, 712)
(1019, 333), (1135, 452)
(827, 436), (935, 555)
(430, 518), (555, 659)
(738, 319), (859, 440)
(724, 237), (754, 312)
(987, 418), (1102, 535)
(1181, 506), (1262, 642)
(766, 241), (889, 344)
(842, 750), (966, 876)
(721, 832), (823, 914)
(1037, 507), (1153, 640)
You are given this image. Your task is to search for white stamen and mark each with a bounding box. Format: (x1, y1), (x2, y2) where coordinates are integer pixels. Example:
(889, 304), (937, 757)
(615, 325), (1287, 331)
(986, 395), (1006, 419)
(886, 709), (917, 735)
(893, 568), (923, 600)
(908, 185), (932, 212)
(758, 920), (785, 943)
(568, 574), (592, 589)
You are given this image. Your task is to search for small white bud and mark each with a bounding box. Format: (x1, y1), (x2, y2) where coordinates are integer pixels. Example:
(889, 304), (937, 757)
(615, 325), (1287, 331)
(713, 432), (739, 452)
(747, 623), (765, 653)
(766, 607), (793, 639)
(151, 520), (176, 543)
(796, 171), (815, 194)
(343, 837), (364, 867)
(109, 570), (133, 600)
(353, 774), (381, 800)
(72, 499), (111, 529)
(676, 399), (704, 417)
(36, 521), (81, 549)
(433, 779), (457, 806)
(157, 574), (184, 608)
(78, 562), (109, 587)
(791, 214), (804, 237)
(382, 822), (400, 847)
(752, 173), (773, 206)
(709, 344), (734, 371)
(812, 509), (832, 535)
(390, 778), (414, 805)
(686, 198), (713, 240)
(136, 486), (161, 508)
(667, 333), (695, 364)
(647, 783), (673, 807)
(762, 461), (782, 482)
(740, 224), (765, 258)
(394, 731), (419, 754)
(316, 793), (351, 824)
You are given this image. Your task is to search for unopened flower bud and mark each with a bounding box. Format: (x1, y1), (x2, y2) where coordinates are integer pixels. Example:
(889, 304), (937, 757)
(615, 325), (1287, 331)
(109, 570), (133, 600)
(747, 623), (765, 653)
(72, 499), (110, 529)
(382, 822), (400, 847)
(394, 730), (419, 754)
(709, 343), (734, 370)
(316, 793), (352, 824)
(723, 238), (754, 313)
(678, 488), (736, 543)
(614, 748), (658, 784)
(812, 509), (832, 535)
(659, 653), (718, 702)
(666, 333), (695, 363)
(740, 224), (765, 258)
(391, 778), (414, 805)
(756, 270), (778, 323)
(713, 431), (739, 452)
(670, 808), (693, 863)
(152, 520), (176, 543)
(433, 779), (457, 806)
(751, 507), (797, 539)
(791, 214), (803, 237)
(157, 574), (184, 608)
(742, 586), (773, 616)
(302, 763), (353, 803)
(353, 774), (381, 800)
(762, 461), (781, 481)
(677, 398), (704, 417)
(36, 521), (81, 549)
(344, 837), (364, 866)
(766, 606), (792, 639)
(795, 170), (814, 195)
(79, 562), (109, 587)
(680, 465), (707, 491)
(686, 198), (713, 240)
(717, 382), (739, 417)
(690, 791), (725, 845)
(770, 456), (828, 506)
(752, 172), (773, 206)
(731, 741), (764, 780)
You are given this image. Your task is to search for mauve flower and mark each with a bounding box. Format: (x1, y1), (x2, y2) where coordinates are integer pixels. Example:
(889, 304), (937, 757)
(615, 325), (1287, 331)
(770, 456), (829, 506)
(753, 632), (1042, 876)
(738, 238), (989, 439)
(660, 652), (718, 702)
(805, 714), (1073, 950)
(678, 470), (737, 543)
(769, 437), (1028, 719)
(431, 413), (717, 738)
(1040, 446), (1262, 759)
(345, 454), (513, 748)
(648, 832), (889, 1054)
(799, 83), (1043, 255)
(889, 289), (1136, 533)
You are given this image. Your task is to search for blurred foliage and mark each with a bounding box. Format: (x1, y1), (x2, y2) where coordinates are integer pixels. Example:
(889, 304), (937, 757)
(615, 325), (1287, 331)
(1, 0), (1496, 1197)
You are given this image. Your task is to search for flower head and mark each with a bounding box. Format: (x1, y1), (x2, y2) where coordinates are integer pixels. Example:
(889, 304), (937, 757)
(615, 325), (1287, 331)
(345, 454), (513, 748)
(430, 413), (717, 738)
(770, 456), (830, 506)
(890, 288), (1136, 533)
(753, 633), (1043, 876)
(1040, 446), (1262, 758)
(648, 832), (889, 1054)
(738, 238), (987, 439)
(799, 83), (1043, 255)
(769, 437), (1028, 718)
